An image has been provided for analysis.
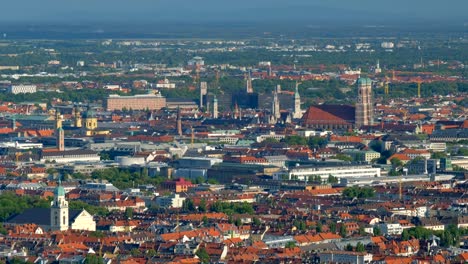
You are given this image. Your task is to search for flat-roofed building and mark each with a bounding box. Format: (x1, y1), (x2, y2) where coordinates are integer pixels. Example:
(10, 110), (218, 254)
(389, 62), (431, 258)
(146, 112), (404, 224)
(40, 149), (100, 163)
(106, 94), (166, 111)
(319, 251), (373, 264)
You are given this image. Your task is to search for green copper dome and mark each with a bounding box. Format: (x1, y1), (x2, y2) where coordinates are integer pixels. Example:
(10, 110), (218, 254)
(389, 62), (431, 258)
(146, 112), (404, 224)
(357, 77), (372, 85)
(54, 180), (65, 196)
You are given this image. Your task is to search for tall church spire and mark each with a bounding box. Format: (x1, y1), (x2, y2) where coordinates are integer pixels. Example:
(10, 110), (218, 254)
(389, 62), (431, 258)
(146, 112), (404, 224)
(293, 82), (302, 119)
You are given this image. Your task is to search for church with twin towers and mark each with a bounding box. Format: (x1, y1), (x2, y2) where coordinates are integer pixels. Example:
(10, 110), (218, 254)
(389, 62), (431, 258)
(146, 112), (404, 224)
(301, 77), (375, 130)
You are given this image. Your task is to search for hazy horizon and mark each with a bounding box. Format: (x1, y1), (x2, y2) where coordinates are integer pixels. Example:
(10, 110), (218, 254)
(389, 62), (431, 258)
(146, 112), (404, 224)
(2, 0), (467, 24)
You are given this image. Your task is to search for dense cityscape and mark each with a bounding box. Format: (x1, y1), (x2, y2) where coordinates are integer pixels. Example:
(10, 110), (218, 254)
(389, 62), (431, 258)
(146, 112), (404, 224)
(0, 2), (467, 264)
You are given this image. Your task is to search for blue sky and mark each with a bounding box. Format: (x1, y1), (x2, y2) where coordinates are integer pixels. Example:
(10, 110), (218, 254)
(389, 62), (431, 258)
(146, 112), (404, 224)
(2, 0), (466, 23)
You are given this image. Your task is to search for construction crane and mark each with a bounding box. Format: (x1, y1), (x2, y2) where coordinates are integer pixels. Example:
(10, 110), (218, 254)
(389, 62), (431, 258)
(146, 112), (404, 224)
(15, 152), (23, 164)
(384, 76), (390, 95)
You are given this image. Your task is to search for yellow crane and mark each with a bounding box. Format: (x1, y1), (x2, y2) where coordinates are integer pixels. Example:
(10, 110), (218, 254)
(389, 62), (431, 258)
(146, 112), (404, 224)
(384, 76), (390, 95)
(417, 80), (422, 98)
(15, 152), (23, 163)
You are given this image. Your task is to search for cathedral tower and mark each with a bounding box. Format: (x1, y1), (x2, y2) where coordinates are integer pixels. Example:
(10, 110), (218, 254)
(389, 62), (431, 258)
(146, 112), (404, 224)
(272, 90), (280, 120)
(355, 77), (374, 128)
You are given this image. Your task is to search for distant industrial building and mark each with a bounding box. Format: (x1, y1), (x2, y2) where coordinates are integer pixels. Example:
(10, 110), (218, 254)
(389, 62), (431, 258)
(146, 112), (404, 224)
(106, 94), (166, 111)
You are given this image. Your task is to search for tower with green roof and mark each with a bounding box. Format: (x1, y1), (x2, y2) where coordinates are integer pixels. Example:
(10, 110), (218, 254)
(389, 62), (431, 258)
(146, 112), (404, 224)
(50, 179), (69, 231)
(83, 107), (98, 131)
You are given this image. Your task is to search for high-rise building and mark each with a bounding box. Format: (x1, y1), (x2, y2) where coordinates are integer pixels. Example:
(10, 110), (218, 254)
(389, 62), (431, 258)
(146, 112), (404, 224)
(199, 81), (208, 108)
(355, 77), (374, 128)
(231, 92), (258, 109)
(50, 181), (69, 231)
(293, 82), (302, 119)
(246, 71), (253, 93)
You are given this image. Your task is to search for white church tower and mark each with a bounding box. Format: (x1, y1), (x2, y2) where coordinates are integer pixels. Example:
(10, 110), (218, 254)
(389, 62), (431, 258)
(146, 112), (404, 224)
(50, 180), (69, 231)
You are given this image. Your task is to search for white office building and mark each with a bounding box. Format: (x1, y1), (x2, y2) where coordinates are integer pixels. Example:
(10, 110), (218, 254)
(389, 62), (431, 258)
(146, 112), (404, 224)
(8, 85), (37, 94)
(378, 223), (403, 235)
(156, 194), (186, 208)
(274, 165), (381, 181)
